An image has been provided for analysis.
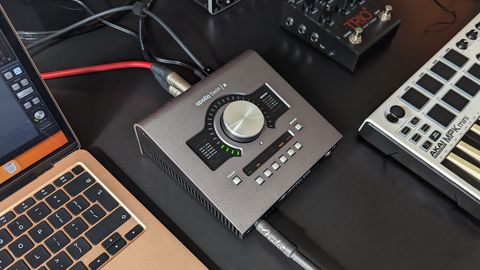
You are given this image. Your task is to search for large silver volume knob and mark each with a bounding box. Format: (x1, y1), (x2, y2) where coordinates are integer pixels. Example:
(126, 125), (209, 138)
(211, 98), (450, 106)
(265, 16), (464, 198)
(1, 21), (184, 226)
(221, 100), (265, 143)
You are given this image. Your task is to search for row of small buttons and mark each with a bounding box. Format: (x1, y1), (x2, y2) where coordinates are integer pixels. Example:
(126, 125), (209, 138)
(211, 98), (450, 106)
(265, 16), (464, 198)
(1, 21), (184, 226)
(231, 120), (304, 186)
(255, 142), (303, 185)
(232, 141), (303, 186)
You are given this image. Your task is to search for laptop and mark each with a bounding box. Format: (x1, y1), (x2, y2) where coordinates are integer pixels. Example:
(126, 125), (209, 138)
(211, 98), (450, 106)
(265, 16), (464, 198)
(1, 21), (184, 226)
(0, 7), (206, 270)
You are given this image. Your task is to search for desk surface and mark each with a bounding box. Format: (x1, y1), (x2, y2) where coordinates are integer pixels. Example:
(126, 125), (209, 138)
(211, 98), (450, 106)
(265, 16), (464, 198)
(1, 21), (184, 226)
(4, 0), (480, 269)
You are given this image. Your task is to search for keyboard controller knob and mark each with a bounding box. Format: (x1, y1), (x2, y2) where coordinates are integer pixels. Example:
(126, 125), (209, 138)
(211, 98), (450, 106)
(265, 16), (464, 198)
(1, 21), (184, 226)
(221, 100), (265, 143)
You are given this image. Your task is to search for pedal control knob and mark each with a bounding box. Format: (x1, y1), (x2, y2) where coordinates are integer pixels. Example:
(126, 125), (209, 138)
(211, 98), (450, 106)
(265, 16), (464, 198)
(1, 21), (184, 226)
(222, 100), (265, 143)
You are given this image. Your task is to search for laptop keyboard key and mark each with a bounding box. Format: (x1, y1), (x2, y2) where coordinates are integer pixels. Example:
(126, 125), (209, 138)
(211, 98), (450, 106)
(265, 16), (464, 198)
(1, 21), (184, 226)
(64, 173), (95, 197)
(53, 172), (74, 188)
(34, 185), (55, 201)
(85, 184), (118, 212)
(8, 235), (34, 258)
(0, 212), (15, 227)
(64, 218), (88, 239)
(8, 216), (32, 236)
(85, 207), (130, 245)
(71, 165), (85, 175)
(0, 250), (13, 269)
(66, 237), (91, 260)
(28, 222), (53, 243)
(101, 233), (121, 249)
(45, 231), (70, 254)
(125, 225), (143, 241)
(45, 190), (69, 210)
(47, 209), (72, 229)
(82, 205), (106, 225)
(70, 262), (87, 270)
(89, 253), (109, 270)
(46, 252), (72, 270)
(27, 202), (51, 223)
(14, 198), (35, 214)
(0, 229), (12, 249)
(7, 260), (29, 270)
(107, 238), (126, 256)
(25, 245), (51, 269)
(66, 196), (90, 216)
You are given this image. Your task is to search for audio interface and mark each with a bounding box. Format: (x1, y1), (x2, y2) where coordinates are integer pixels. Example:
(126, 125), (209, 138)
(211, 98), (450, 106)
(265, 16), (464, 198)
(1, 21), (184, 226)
(135, 51), (341, 238)
(281, 0), (401, 71)
(360, 14), (480, 219)
(193, 0), (243, 15)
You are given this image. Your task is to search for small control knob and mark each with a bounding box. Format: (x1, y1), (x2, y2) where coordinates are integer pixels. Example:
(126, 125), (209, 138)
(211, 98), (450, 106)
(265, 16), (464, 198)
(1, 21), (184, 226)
(467, 29), (478, 40)
(390, 105), (405, 118)
(221, 101), (265, 143)
(456, 39), (469, 50)
(303, 0), (315, 12)
(386, 105), (405, 123)
(34, 110), (46, 121)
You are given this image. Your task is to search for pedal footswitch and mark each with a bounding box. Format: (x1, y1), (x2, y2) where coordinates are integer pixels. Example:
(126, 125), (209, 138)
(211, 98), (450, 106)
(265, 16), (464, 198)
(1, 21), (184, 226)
(135, 51), (341, 238)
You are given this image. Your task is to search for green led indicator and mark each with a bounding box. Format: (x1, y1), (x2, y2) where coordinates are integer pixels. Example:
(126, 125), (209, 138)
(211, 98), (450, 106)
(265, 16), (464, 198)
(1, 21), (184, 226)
(225, 147), (230, 152)
(231, 149), (235, 154)
(237, 150), (241, 156)
(221, 144), (225, 149)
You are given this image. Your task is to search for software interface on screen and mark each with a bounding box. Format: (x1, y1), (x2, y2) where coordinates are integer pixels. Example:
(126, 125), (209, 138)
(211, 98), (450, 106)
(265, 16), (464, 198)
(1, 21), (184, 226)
(0, 29), (68, 185)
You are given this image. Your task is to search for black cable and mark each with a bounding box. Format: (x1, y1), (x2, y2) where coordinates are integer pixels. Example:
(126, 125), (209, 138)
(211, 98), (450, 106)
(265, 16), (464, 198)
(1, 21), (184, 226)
(70, 0), (138, 39)
(141, 9), (207, 71)
(423, 0), (457, 35)
(138, 8), (206, 79)
(26, 6), (134, 50)
(18, 0), (137, 41)
(18, 0), (135, 41)
(23, 2), (207, 79)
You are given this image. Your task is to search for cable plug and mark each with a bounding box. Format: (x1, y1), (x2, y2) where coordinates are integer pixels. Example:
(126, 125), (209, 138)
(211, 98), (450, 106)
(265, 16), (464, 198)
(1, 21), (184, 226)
(150, 63), (192, 96)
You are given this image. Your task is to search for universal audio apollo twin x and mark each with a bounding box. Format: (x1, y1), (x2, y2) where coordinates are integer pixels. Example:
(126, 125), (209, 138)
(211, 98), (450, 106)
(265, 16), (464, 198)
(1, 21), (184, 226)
(360, 14), (480, 219)
(135, 51), (341, 238)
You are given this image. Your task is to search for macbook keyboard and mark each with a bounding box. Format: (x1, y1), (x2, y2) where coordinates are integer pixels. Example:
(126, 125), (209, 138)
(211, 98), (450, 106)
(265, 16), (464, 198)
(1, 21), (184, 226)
(0, 165), (144, 270)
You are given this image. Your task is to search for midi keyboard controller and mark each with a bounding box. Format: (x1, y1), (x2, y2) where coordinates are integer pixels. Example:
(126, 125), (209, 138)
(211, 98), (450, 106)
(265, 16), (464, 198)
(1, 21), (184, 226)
(360, 14), (480, 219)
(135, 51), (341, 238)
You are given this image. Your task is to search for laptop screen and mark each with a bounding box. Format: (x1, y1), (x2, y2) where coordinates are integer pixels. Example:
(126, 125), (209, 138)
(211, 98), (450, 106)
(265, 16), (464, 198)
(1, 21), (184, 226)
(0, 10), (76, 191)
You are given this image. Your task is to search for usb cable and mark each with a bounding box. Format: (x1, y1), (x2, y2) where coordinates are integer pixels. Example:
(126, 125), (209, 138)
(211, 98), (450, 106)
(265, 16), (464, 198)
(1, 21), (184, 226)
(255, 219), (324, 270)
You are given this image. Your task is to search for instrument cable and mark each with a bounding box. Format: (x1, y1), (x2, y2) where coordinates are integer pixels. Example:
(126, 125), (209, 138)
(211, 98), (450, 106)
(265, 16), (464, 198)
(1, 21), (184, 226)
(18, 0), (136, 41)
(255, 220), (324, 270)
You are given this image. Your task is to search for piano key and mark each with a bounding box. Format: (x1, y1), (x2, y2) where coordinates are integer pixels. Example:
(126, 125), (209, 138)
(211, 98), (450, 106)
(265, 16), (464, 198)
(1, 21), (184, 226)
(463, 132), (480, 153)
(472, 124), (480, 136)
(446, 153), (480, 181)
(457, 141), (480, 163)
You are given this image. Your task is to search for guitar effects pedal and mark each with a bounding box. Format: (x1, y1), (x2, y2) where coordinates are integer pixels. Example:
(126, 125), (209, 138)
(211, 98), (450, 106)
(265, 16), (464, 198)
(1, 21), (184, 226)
(135, 51), (341, 238)
(282, 0), (401, 71)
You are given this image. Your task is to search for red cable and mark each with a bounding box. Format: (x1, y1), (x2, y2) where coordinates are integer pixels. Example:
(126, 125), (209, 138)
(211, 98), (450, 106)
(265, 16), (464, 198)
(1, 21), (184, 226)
(40, 61), (154, 80)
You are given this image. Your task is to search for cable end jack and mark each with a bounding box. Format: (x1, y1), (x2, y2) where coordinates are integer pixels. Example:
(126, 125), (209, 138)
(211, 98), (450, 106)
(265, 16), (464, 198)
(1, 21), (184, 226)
(255, 219), (323, 270)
